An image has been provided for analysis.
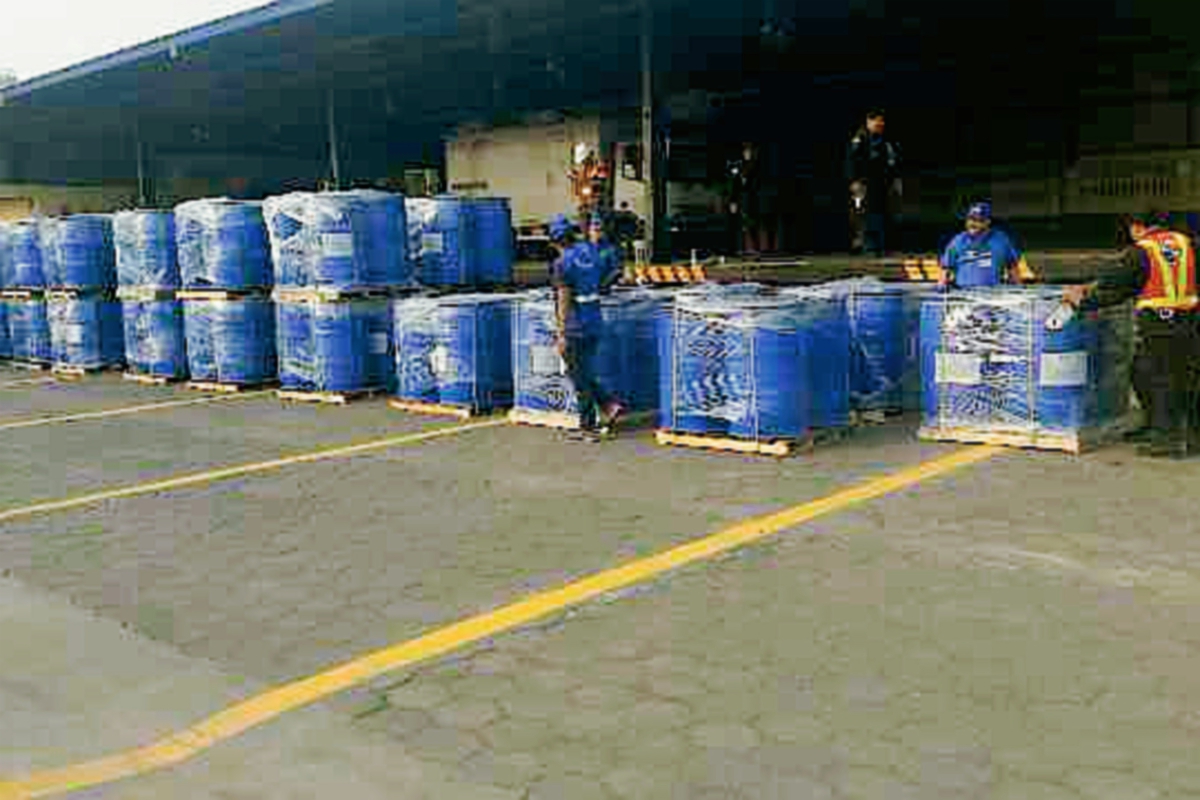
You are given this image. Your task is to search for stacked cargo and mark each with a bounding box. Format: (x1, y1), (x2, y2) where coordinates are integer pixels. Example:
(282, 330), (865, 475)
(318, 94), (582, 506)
(405, 196), (514, 290)
(4, 219), (54, 367)
(264, 190), (408, 403)
(655, 284), (852, 455)
(176, 199), (277, 390)
(39, 215), (124, 376)
(114, 211), (188, 383)
(0, 223), (11, 360)
(508, 287), (664, 429)
(917, 286), (1133, 453)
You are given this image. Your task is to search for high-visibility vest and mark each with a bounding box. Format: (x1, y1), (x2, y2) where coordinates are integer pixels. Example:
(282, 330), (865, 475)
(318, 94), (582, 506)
(1135, 228), (1198, 311)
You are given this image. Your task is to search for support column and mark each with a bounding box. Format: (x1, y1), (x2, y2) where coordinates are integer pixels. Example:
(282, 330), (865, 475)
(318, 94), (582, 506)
(327, 87), (341, 189)
(640, 0), (655, 260)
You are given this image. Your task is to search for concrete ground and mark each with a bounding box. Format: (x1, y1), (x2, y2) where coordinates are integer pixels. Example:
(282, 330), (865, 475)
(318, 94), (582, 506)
(0, 364), (1198, 799)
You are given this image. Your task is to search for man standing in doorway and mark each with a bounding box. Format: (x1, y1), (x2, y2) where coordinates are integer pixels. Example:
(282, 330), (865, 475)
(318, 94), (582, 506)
(846, 109), (902, 256)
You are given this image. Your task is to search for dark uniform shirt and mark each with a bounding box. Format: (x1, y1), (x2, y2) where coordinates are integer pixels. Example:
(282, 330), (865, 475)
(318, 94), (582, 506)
(1090, 247), (1149, 309)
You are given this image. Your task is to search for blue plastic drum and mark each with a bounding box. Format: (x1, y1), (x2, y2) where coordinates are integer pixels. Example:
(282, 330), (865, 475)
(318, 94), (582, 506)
(48, 295), (124, 368)
(122, 299), (188, 379)
(183, 298), (277, 384)
(114, 211), (180, 288)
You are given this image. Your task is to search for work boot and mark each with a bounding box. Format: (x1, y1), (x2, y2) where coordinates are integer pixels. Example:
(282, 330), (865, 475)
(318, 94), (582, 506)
(1137, 430), (1172, 458)
(1122, 426), (1152, 443)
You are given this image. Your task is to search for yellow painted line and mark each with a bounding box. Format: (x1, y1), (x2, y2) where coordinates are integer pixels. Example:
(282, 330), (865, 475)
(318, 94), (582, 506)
(0, 392), (274, 432)
(0, 443), (998, 799)
(0, 418), (506, 525)
(0, 377), (57, 390)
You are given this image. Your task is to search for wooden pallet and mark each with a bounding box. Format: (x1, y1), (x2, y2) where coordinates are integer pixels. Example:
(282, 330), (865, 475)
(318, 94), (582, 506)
(655, 425), (849, 457)
(185, 380), (277, 394)
(508, 407), (656, 431)
(10, 360), (51, 372)
(116, 287), (177, 302)
(1, 290), (44, 300)
(178, 288), (271, 301)
(272, 286), (395, 303)
(51, 363), (123, 380)
(122, 371), (185, 386)
(918, 425), (1103, 455)
(389, 398), (477, 419)
(276, 387), (383, 406)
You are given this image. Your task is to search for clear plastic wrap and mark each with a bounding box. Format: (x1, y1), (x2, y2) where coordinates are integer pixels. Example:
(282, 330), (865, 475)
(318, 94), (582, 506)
(276, 297), (392, 393)
(0, 298), (10, 358)
(660, 287), (820, 439)
(122, 298), (188, 379)
(394, 293), (515, 413)
(182, 298), (277, 384)
(920, 286), (1132, 435)
(6, 297), (52, 362)
(263, 190), (411, 290)
(40, 215), (117, 290)
(10, 219), (48, 288)
(113, 210), (180, 288)
(0, 222), (11, 288)
(405, 196), (472, 286)
(48, 295), (125, 368)
(174, 198), (272, 289)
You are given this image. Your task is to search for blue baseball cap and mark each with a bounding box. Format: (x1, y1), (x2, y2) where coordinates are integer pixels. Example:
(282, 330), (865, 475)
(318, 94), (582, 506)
(548, 214), (573, 241)
(966, 202), (992, 221)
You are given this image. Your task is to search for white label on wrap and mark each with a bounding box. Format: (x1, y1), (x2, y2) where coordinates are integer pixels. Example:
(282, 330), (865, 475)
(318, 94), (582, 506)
(370, 333), (389, 355)
(1039, 351), (1088, 387)
(430, 345), (453, 377)
(67, 327), (85, 347)
(935, 353), (982, 385)
(320, 233), (354, 259)
(531, 345), (565, 376)
(421, 232), (445, 253)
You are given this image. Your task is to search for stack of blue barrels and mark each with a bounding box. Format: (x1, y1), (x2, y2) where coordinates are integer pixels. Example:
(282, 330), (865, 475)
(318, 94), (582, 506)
(657, 285), (828, 441)
(781, 285), (852, 430)
(393, 293), (515, 414)
(175, 198), (277, 386)
(41, 215), (125, 372)
(4, 219), (53, 365)
(918, 286), (1129, 438)
(264, 190), (409, 395)
(0, 223), (11, 360)
(114, 210), (188, 381)
(512, 287), (662, 422)
(404, 196), (514, 289)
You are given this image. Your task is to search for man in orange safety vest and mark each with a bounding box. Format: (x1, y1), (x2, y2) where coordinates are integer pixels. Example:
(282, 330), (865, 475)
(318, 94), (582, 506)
(1063, 212), (1200, 458)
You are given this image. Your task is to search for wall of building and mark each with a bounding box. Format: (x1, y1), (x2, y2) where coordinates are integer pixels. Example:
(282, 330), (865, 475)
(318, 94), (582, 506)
(0, 182), (138, 219)
(446, 115), (602, 226)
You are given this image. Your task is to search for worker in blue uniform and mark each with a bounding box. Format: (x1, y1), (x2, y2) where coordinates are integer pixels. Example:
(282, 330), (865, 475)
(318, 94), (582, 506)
(547, 213), (578, 282)
(553, 213), (625, 440)
(939, 202), (1038, 288)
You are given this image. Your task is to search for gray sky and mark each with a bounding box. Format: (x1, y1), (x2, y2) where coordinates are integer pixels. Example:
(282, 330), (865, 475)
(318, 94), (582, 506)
(1, 0), (271, 81)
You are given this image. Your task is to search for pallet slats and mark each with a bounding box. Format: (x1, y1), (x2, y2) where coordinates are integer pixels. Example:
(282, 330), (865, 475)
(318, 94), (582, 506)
(272, 287), (395, 303)
(919, 425), (1088, 454)
(178, 289), (271, 301)
(389, 398), (476, 419)
(185, 380), (277, 394)
(655, 426), (849, 457)
(509, 407), (655, 431)
(276, 388), (383, 406)
(122, 372), (184, 386)
(51, 364), (123, 380)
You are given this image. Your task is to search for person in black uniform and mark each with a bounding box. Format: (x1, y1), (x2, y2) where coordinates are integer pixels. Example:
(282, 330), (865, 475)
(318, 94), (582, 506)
(846, 109), (902, 256)
(1063, 212), (1200, 458)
